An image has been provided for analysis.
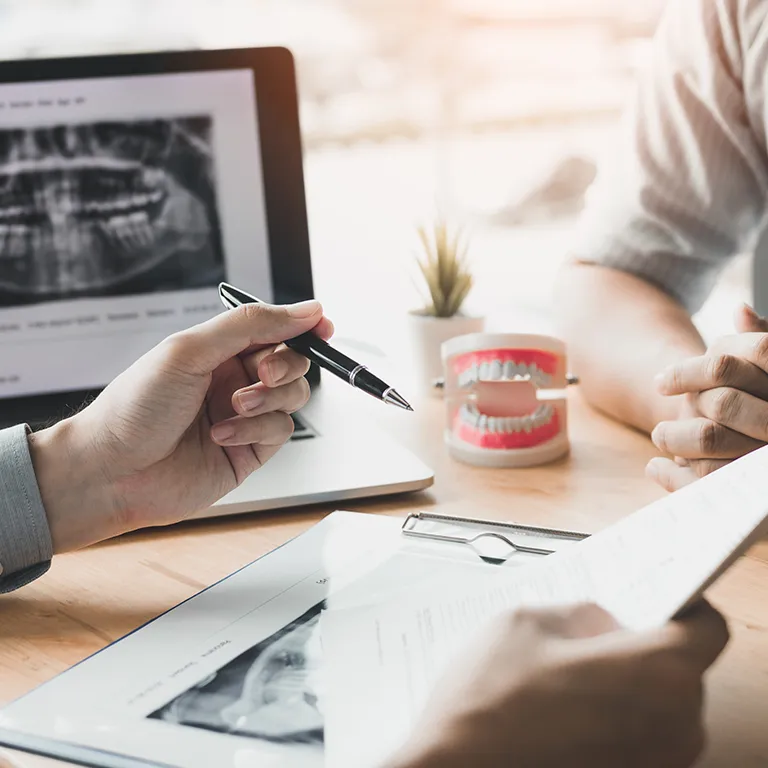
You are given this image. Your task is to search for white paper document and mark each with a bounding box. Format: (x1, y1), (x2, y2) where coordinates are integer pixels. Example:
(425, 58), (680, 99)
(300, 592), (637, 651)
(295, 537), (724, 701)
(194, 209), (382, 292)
(321, 444), (768, 768)
(0, 511), (498, 768)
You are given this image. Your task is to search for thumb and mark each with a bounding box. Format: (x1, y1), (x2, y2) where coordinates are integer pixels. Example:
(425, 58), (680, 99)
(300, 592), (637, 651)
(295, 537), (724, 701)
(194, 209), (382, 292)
(164, 300), (324, 374)
(734, 302), (768, 333)
(647, 600), (730, 672)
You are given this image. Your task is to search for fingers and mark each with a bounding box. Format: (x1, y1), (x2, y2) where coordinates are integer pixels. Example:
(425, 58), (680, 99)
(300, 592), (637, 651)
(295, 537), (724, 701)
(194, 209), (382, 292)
(660, 601), (731, 672)
(686, 458), (731, 478)
(652, 417), (764, 459)
(645, 457), (699, 492)
(656, 353), (768, 400)
(210, 410), (294, 451)
(695, 387), (768, 442)
(162, 300), (329, 375)
(242, 345), (311, 388)
(611, 601), (728, 669)
(733, 303), (768, 334)
(230, 377), (310, 418)
(312, 315), (335, 341)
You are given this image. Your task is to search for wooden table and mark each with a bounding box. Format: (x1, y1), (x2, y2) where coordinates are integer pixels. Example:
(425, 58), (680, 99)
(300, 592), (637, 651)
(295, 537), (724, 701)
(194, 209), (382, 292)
(1, 389), (767, 767)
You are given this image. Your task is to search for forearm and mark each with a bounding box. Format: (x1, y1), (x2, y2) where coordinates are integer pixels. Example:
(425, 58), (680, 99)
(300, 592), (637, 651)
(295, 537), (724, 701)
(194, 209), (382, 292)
(555, 263), (706, 433)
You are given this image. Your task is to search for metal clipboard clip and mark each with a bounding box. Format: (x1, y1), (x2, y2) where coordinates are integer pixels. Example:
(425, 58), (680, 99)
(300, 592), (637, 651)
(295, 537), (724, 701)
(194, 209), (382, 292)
(401, 511), (589, 565)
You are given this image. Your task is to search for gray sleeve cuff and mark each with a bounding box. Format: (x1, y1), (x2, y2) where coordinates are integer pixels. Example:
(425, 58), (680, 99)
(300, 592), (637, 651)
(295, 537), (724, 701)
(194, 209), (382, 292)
(0, 424), (53, 593)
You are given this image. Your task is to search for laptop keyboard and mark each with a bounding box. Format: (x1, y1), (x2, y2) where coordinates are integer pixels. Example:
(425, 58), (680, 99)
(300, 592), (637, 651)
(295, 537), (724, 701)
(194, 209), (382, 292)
(290, 412), (316, 440)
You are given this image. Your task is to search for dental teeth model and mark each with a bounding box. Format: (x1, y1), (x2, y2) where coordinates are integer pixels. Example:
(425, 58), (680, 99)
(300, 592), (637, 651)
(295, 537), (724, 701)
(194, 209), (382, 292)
(441, 332), (571, 468)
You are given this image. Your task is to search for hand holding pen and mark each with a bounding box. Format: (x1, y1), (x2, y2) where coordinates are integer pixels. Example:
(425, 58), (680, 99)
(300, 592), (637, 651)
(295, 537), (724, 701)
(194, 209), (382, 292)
(219, 283), (413, 411)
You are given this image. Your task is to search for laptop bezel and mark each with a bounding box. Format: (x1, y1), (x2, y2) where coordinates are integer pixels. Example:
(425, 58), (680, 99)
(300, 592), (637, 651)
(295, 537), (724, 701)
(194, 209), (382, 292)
(0, 46), (318, 430)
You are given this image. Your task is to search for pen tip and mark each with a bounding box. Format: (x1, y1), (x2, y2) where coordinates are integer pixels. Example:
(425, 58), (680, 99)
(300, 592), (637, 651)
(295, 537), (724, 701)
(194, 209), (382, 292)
(383, 389), (414, 411)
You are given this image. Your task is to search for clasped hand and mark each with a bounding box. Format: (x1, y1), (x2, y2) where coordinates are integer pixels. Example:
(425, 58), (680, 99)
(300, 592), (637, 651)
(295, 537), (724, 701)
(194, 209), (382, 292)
(648, 304), (768, 491)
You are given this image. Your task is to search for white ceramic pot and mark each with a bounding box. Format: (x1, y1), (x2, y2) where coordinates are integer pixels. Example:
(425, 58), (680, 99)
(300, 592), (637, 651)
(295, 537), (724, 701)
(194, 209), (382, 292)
(408, 310), (485, 396)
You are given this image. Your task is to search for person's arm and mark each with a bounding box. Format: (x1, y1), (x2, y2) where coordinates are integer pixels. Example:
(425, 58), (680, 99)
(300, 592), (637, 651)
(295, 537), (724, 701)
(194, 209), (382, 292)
(0, 299), (333, 591)
(556, 265), (705, 433)
(557, 0), (768, 434)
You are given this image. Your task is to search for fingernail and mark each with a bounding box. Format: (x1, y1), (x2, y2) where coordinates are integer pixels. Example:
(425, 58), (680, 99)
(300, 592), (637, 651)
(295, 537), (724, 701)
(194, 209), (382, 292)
(741, 303), (768, 324)
(211, 423), (235, 443)
(238, 389), (265, 412)
(287, 299), (321, 318)
(742, 302), (759, 317)
(645, 460), (659, 480)
(654, 370), (669, 391)
(267, 358), (289, 383)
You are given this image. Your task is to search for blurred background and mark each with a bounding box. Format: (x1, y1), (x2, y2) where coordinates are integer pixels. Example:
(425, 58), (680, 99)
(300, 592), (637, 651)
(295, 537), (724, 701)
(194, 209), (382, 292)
(0, 0), (748, 351)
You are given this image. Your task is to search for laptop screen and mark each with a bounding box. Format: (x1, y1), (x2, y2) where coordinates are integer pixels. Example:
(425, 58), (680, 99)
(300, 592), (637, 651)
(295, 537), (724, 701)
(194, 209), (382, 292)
(0, 67), (273, 399)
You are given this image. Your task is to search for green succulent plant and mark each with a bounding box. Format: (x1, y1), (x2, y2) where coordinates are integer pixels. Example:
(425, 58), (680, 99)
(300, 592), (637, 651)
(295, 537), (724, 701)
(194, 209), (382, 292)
(414, 220), (474, 318)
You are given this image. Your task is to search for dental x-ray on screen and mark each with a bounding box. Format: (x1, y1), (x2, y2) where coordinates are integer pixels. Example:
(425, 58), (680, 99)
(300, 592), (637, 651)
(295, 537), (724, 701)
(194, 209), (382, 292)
(0, 116), (225, 306)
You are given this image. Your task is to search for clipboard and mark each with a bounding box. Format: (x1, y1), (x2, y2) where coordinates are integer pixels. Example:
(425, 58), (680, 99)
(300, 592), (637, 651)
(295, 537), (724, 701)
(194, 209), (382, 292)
(401, 511), (588, 563)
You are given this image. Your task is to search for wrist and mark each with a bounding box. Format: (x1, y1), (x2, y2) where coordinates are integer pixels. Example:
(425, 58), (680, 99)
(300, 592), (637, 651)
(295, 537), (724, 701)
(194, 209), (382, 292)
(28, 416), (119, 553)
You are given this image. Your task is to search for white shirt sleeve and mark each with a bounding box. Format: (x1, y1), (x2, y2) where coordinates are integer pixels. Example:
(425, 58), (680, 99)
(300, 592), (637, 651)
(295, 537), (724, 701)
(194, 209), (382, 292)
(572, 0), (768, 314)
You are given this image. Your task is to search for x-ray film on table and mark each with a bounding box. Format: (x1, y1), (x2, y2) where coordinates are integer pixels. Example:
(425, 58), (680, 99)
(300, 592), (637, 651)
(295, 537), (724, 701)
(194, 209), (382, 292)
(1, 511), (547, 768)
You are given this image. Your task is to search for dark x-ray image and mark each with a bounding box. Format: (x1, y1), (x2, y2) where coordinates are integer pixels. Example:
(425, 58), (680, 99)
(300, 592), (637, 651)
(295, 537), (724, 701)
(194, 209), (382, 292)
(0, 116), (225, 306)
(149, 602), (325, 746)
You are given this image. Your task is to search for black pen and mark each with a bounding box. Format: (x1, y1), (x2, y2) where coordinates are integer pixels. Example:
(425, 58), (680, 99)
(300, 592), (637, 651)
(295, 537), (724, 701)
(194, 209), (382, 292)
(218, 282), (413, 411)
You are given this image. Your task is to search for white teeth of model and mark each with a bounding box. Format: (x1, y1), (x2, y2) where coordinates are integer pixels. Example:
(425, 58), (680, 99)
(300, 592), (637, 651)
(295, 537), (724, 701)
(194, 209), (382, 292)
(469, 363), (478, 384)
(478, 414), (488, 431)
(487, 416), (498, 433)
(539, 372), (552, 387)
(490, 360), (503, 380)
(503, 361), (516, 380)
(522, 415), (534, 433)
(479, 362), (491, 381)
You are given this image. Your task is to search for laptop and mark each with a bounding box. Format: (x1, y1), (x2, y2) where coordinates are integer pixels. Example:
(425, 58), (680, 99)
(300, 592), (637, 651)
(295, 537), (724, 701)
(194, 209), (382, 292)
(0, 46), (434, 518)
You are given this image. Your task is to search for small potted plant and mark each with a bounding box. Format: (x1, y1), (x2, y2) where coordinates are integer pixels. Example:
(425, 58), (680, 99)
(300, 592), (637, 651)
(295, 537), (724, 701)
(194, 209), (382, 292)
(409, 220), (484, 395)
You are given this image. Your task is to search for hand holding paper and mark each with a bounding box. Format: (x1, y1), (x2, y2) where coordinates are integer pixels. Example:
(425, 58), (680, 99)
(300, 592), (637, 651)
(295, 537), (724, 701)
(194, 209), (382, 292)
(322, 443), (768, 767)
(325, 601), (727, 768)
